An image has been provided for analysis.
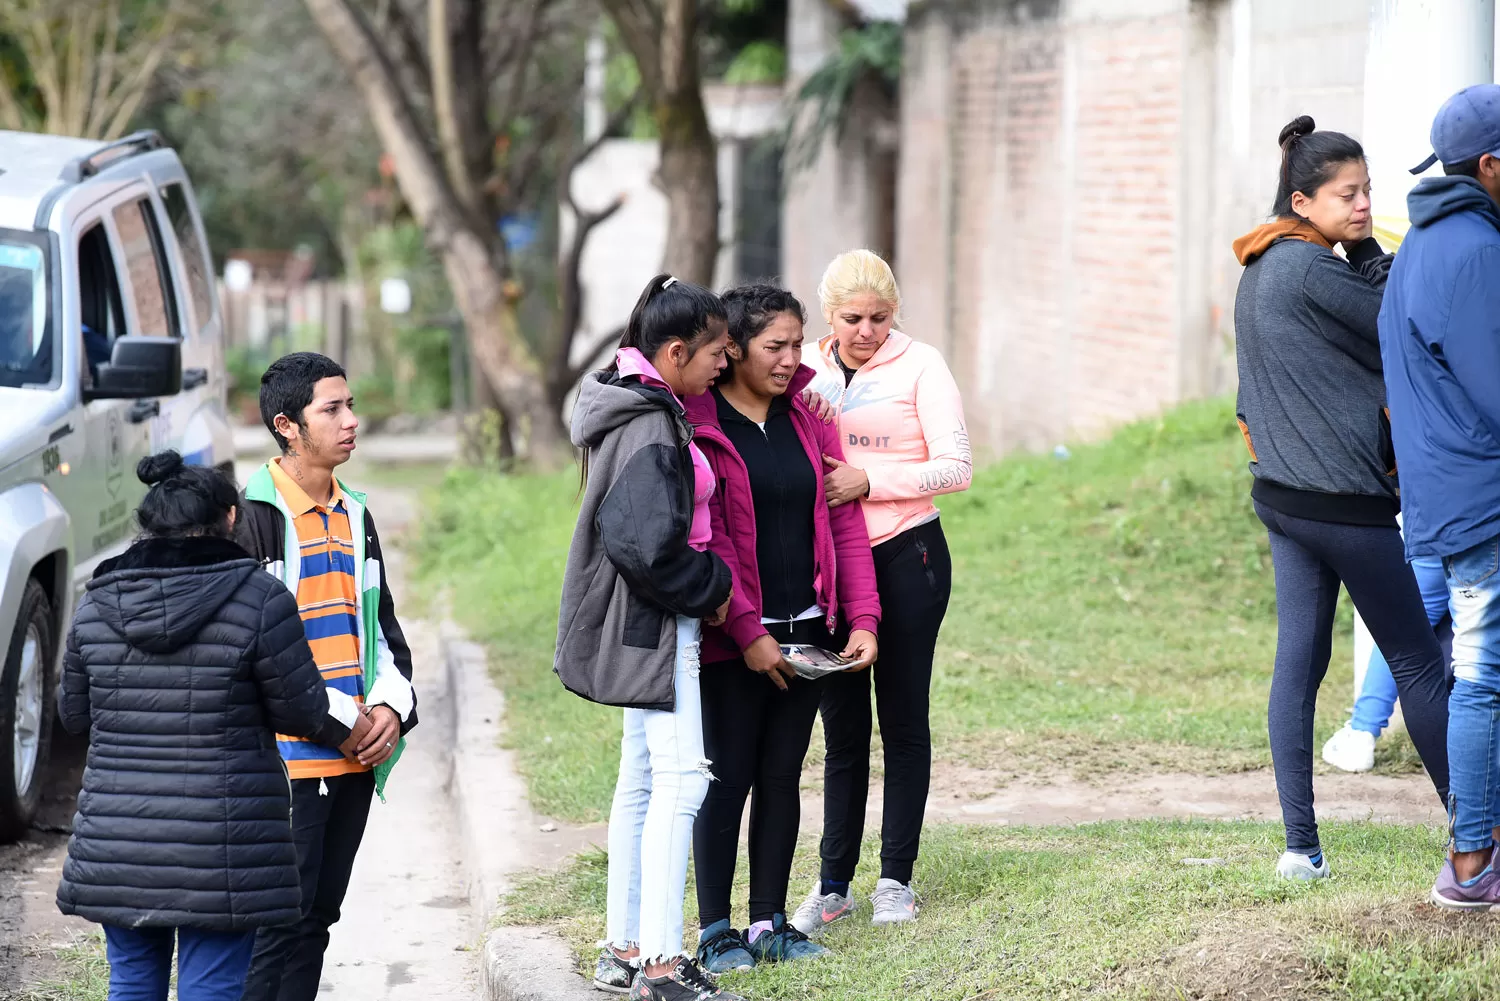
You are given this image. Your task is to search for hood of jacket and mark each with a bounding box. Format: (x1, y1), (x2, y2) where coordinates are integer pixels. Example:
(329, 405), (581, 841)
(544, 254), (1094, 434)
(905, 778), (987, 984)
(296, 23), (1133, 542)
(1407, 175), (1500, 231)
(1232, 219), (1333, 265)
(571, 370), (680, 449)
(87, 537), (257, 655)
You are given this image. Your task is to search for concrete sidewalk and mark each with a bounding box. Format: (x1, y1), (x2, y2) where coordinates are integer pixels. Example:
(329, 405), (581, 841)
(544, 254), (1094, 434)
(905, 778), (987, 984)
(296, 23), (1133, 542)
(310, 475), (599, 999)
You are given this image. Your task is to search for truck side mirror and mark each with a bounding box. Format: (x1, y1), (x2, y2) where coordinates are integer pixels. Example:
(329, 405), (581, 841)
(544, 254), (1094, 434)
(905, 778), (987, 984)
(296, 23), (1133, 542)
(87, 336), (183, 400)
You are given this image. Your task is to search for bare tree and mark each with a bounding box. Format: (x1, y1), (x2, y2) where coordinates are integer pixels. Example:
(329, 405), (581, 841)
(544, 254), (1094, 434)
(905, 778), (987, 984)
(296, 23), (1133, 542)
(302, 0), (606, 460)
(0, 0), (194, 139)
(597, 0), (719, 286)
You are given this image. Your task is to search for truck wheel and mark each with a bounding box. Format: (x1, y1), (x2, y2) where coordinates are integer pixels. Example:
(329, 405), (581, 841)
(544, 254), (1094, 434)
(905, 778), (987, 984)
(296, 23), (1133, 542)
(0, 579), (55, 842)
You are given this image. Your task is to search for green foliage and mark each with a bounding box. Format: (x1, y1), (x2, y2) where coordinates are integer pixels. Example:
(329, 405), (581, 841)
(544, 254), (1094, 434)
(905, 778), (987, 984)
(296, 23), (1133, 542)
(605, 45), (656, 140)
(225, 344), (269, 417)
(724, 40), (786, 84)
(786, 20), (902, 171)
(352, 221), (455, 419)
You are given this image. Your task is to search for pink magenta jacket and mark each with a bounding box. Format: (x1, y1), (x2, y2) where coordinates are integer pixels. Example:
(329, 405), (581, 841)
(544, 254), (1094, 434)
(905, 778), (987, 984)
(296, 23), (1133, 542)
(683, 364), (882, 664)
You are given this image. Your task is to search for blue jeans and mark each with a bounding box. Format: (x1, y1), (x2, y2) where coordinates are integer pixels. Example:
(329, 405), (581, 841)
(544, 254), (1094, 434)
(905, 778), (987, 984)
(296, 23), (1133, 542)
(1352, 556), (1451, 734)
(1445, 534), (1500, 853)
(103, 925), (255, 1001)
(606, 615), (710, 963)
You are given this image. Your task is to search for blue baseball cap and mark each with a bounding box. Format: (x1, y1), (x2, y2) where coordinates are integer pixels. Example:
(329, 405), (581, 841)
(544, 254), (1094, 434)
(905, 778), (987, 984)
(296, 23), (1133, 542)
(1411, 84), (1500, 174)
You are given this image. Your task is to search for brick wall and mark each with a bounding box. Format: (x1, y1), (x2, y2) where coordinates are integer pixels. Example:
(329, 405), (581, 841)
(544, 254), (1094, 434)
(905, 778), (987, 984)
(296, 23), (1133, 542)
(897, 0), (1368, 457)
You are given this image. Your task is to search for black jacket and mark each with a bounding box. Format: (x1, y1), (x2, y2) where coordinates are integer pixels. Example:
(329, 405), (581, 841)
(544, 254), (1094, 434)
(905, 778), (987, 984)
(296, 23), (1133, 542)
(56, 536), (345, 931)
(234, 492), (418, 736)
(712, 388), (818, 621)
(554, 371), (733, 710)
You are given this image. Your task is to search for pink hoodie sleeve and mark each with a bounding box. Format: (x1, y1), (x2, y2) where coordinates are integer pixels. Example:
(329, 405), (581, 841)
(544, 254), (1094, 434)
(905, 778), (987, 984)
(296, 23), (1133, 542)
(706, 472), (768, 653)
(821, 418), (882, 634)
(863, 352), (973, 503)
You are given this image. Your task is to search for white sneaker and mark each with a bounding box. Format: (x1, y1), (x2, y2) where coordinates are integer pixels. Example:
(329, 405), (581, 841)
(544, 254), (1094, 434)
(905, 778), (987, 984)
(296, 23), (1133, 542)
(1321, 723), (1377, 773)
(790, 882), (857, 936)
(870, 878), (919, 925)
(1276, 851), (1330, 881)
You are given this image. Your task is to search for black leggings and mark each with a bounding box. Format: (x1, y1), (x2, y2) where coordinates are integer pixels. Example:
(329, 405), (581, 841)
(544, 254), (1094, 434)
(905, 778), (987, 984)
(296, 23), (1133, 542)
(819, 519), (952, 886)
(694, 618), (832, 925)
(1256, 501), (1449, 853)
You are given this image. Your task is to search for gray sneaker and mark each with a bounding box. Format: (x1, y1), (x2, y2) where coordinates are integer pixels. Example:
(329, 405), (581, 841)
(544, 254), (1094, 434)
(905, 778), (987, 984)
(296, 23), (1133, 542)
(870, 878), (918, 925)
(594, 946), (635, 993)
(790, 882), (858, 936)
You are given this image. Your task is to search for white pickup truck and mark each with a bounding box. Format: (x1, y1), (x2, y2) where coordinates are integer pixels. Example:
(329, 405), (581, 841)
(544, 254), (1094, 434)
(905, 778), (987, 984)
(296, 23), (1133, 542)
(0, 130), (233, 840)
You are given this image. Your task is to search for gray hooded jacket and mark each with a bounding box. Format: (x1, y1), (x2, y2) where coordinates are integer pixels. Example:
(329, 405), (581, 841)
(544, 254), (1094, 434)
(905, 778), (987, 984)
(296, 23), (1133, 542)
(554, 370), (732, 711)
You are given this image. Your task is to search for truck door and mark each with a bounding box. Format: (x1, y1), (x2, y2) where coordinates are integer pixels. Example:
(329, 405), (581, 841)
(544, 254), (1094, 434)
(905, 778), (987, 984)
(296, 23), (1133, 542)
(149, 176), (231, 472)
(59, 217), (151, 571)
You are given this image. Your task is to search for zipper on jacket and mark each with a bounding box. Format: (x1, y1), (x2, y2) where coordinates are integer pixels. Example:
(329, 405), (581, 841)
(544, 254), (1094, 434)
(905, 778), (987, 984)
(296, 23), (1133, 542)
(762, 421), (798, 623)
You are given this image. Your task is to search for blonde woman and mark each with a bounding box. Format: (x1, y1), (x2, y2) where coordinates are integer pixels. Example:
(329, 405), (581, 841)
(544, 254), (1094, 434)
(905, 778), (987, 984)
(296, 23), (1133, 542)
(791, 249), (972, 931)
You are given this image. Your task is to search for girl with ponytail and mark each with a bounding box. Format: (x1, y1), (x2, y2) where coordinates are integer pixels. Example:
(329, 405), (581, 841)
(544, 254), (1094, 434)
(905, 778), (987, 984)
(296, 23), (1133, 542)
(554, 276), (746, 1001)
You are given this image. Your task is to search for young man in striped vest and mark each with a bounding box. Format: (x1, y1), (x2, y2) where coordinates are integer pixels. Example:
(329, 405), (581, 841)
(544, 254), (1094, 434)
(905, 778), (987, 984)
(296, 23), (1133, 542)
(237, 352), (418, 1001)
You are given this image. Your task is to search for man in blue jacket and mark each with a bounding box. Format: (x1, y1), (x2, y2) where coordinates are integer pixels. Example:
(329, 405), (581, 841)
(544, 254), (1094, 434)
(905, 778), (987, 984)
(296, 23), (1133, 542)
(1380, 83), (1500, 911)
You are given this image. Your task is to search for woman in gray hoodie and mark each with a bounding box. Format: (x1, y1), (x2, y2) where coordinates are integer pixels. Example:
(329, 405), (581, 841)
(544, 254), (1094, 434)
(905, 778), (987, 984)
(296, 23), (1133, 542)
(1233, 115), (1449, 883)
(555, 275), (742, 1001)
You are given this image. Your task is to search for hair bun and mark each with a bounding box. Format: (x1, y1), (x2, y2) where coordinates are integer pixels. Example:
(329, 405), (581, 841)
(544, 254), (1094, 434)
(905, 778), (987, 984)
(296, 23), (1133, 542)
(1278, 115), (1316, 148)
(137, 450), (185, 486)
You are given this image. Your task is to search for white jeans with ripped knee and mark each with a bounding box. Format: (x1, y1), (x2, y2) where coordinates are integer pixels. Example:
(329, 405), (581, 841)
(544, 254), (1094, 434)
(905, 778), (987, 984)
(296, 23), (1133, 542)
(606, 615), (712, 963)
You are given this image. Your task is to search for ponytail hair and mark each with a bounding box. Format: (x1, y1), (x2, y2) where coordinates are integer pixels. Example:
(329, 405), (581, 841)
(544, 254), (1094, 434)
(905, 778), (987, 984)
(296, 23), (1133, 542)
(608, 274), (727, 371)
(135, 450), (238, 539)
(1272, 115), (1366, 219)
(581, 275), (726, 493)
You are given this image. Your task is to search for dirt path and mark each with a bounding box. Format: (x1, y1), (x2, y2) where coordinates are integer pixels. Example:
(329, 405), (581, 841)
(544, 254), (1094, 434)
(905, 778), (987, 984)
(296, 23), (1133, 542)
(0, 730), (96, 995)
(799, 761), (1443, 834)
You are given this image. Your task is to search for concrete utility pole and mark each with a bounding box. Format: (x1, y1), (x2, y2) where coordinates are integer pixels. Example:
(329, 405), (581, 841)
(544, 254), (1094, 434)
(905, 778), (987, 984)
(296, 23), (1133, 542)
(1362, 0), (1495, 239)
(1352, 0), (1494, 713)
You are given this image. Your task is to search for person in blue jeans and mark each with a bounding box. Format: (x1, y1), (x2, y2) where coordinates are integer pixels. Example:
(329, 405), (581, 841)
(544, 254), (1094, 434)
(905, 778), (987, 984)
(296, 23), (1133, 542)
(1378, 84), (1500, 909)
(1323, 554), (1452, 772)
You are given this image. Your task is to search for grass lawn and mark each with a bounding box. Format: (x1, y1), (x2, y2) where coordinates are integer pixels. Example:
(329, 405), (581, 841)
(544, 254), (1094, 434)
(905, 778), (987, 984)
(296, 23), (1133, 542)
(410, 396), (1472, 1000)
(8, 931), (109, 1001)
(411, 396), (1417, 823)
(502, 821), (1500, 1001)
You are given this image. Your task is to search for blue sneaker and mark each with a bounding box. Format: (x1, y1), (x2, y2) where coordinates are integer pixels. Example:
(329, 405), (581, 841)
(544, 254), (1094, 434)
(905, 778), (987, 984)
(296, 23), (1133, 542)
(746, 913), (829, 964)
(696, 919), (755, 974)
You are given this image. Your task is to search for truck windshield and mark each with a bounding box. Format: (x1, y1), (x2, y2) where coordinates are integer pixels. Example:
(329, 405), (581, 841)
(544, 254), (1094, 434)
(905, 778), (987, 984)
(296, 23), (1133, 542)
(0, 231), (52, 388)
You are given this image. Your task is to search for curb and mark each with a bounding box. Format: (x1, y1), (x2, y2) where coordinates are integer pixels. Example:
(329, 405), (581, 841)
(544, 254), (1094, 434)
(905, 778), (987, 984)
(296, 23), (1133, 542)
(441, 629), (596, 1000)
(483, 926), (598, 1001)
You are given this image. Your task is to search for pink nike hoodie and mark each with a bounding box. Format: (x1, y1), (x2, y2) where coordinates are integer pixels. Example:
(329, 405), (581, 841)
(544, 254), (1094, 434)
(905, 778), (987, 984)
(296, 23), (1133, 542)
(805, 330), (973, 546)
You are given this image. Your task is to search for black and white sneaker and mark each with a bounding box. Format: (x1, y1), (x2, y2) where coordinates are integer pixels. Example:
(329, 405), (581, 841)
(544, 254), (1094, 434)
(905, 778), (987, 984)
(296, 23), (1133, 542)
(630, 957), (744, 1001)
(594, 947), (635, 993)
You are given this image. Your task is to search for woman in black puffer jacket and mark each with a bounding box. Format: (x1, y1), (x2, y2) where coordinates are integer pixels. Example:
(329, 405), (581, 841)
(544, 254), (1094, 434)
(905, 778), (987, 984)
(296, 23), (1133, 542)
(56, 451), (356, 1001)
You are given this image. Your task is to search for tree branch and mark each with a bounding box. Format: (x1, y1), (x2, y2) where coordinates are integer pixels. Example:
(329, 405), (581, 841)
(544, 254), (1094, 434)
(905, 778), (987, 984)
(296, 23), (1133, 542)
(302, 0), (468, 251)
(84, 0), (122, 138)
(100, 5), (182, 139)
(598, 0), (661, 94)
(564, 323), (626, 388)
(374, 0), (431, 98)
(428, 0), (485, 220)
(559, 99), (637, 215)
